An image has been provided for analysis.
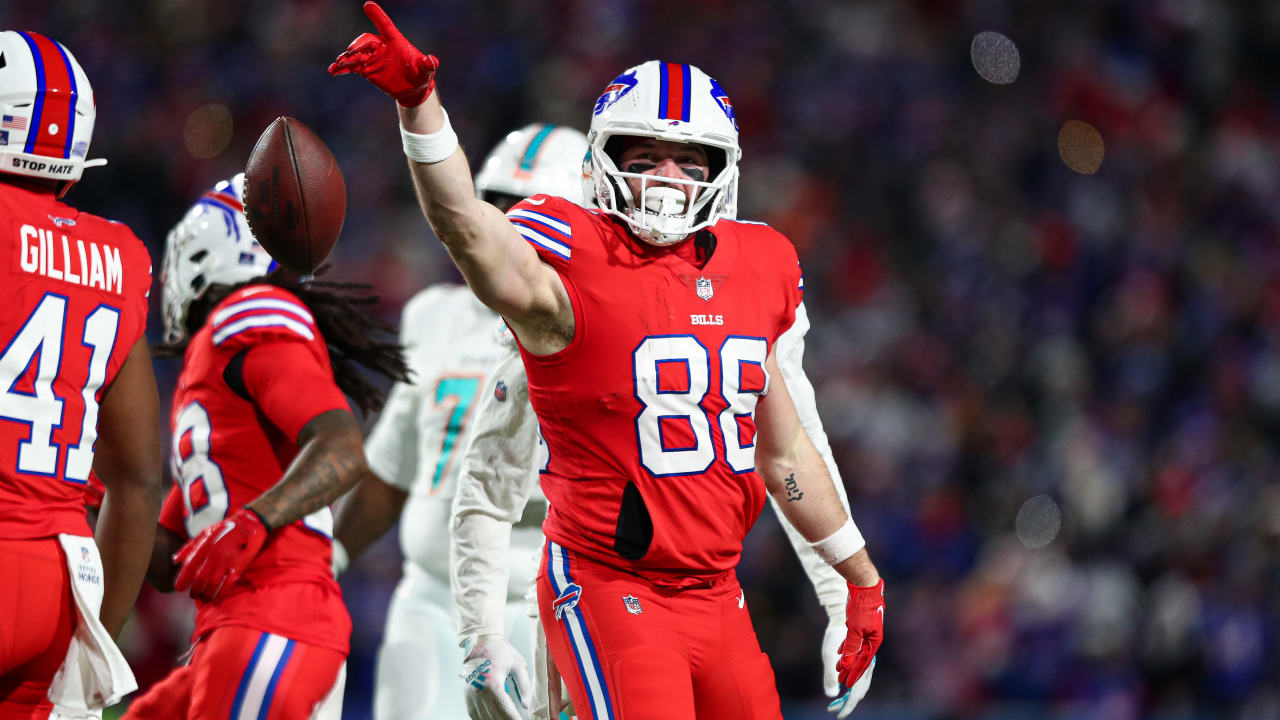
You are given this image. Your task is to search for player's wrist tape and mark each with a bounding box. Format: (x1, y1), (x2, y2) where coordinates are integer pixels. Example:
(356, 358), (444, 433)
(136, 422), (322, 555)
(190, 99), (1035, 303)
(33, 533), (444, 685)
(400, 109), (458, 164)
(331, 538), (350, 576)
(808, 518), (865, 566)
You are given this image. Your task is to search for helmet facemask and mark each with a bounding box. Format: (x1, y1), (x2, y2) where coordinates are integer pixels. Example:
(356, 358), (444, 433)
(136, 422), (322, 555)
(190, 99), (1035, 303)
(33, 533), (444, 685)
(591, 132), (738, 246)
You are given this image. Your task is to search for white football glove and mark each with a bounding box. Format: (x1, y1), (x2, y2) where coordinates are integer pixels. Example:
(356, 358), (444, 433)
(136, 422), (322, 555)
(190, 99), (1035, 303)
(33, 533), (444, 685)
(822, 606), (845, 697)
(461, 635), (532, 720)
(828, 658), (875, 718)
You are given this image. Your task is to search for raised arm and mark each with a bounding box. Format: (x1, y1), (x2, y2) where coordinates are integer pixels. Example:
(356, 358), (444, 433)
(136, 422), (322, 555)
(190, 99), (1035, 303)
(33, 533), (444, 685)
(329, 2), (570, 354)
(755, 344), (883, 714)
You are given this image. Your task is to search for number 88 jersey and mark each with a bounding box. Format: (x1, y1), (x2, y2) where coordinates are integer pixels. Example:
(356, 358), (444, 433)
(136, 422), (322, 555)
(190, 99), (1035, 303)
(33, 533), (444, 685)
(507, 195), (803, 586)
(0, 183), (151, 539)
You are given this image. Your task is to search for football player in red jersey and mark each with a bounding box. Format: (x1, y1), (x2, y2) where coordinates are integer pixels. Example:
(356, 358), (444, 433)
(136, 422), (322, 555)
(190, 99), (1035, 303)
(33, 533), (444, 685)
(0, 30), (163, 719)
(121, 173), (408, 720)
(332, 4), (885, 719)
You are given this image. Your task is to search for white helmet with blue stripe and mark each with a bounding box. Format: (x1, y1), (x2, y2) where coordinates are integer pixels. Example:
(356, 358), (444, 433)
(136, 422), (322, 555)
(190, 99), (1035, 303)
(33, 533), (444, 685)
(162, 173), (277, 343)
(586, 60), (740, 246)
(475, 123), (589, 208)
(0, 30), (105, 196)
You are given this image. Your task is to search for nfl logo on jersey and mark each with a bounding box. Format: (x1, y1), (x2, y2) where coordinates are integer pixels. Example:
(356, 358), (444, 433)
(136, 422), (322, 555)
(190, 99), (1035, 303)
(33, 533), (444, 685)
(494, 380), (508, 402)
(623, 595), (643, 615)
(696, 276), (714, 301)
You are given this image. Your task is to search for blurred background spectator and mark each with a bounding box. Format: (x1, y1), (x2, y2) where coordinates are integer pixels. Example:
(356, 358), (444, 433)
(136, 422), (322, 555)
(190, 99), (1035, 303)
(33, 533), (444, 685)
(5, 0), (1278, 717)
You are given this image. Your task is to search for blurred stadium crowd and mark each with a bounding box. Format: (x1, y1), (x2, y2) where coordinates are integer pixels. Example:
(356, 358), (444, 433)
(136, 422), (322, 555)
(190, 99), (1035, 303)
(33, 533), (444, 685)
(7, 0), (1279, 718)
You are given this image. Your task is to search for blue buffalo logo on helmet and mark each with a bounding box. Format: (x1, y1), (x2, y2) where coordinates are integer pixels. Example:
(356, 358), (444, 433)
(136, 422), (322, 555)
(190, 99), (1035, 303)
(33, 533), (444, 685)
(593, 70), (639, 116)
(708, 77), (737, 131)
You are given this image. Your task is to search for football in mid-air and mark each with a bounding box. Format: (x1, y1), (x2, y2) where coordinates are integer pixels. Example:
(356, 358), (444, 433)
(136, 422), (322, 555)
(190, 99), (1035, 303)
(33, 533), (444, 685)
(244, 117), (346, 274)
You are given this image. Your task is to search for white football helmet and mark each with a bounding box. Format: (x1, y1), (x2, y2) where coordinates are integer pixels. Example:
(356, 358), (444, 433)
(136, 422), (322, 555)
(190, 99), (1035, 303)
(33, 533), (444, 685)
(475, 123), (589, 208)
(162, 173), (276, 342)
(586, 60), (740, 246)
(0, 31), (105, 195)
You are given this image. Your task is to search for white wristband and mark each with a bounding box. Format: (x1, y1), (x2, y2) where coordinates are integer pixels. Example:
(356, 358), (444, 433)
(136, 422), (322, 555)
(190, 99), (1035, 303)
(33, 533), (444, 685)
(808, 518), (865, 567)
(401, 108), (459, 164)
(331, 537), (350, 578)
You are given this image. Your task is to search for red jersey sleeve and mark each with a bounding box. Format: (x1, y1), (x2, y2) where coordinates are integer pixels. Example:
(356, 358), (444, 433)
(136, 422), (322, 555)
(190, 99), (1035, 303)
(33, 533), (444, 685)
(506, 195), (581, 271)
(158, 482), (187, 538)
(240, 341), (351, 443)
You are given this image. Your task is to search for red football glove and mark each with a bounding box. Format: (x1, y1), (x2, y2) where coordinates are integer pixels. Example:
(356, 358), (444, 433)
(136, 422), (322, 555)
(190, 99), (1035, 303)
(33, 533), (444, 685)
(837, 578), (884, 689)
(328, 1), (440, 107)
(173, 506), (271, 602)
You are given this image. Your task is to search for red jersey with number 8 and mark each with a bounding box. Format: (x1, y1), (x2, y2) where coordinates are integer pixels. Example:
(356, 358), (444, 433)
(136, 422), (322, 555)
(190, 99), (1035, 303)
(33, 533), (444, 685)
(508, 195), (803, 587)
(158, 284), (351, 653)
(0, 183), (151, 540)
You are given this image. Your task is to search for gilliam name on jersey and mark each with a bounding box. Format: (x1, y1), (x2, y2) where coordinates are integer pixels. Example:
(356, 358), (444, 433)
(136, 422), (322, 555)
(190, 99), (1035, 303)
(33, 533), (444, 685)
(17, 223), (125, 294)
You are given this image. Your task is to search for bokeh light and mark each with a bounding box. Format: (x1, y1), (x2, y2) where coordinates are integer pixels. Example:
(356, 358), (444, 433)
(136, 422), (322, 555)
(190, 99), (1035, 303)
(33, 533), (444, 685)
(1058, 120), (1105, 174)
(1015, 494), (1062, 549)
(183, 104), (233, 160)
(970, 31), (1021, 84)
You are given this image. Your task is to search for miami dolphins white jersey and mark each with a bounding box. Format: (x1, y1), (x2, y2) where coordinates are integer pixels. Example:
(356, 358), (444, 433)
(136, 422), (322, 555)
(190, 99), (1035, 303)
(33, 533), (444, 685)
(365, 284), (540, 585)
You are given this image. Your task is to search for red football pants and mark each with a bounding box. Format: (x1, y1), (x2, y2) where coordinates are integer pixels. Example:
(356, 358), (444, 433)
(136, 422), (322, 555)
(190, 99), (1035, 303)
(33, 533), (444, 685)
(0, 538), (77, 720)
(537, 541), (782, 720)
(124, 626), (344, 720)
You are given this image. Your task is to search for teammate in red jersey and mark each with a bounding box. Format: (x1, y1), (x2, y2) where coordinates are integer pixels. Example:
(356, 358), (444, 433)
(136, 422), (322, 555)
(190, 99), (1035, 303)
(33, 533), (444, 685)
(0, 29), (163, 719)
(332, 5), (885, 718)
(122, 173), (408, 720)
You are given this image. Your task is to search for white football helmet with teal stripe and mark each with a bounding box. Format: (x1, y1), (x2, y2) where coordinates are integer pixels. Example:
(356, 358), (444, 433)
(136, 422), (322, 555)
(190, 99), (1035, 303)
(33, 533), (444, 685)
(0, 30), (104, 195)
(475, 123), (588, 209)
(586, 60), (740, 246)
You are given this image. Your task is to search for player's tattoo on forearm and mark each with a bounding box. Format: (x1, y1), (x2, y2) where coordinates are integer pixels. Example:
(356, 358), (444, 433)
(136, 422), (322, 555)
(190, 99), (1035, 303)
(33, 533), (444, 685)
(784, 472), (804, 502)
(251, 409), (370, 529)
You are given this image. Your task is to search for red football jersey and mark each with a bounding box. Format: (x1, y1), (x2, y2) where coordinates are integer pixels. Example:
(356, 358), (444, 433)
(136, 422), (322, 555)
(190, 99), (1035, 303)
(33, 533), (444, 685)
(508, 196), (803, 587)
(0, 183), (151, 540)
(159, 284), (351, 653)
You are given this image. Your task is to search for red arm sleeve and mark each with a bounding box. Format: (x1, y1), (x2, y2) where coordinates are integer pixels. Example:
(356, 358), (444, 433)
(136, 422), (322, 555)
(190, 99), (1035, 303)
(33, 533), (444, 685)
(239, 341), (351, 442)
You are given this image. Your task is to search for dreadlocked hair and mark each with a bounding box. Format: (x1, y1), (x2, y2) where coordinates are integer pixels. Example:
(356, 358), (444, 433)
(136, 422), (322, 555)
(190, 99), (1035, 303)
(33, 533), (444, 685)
(155, 266), (411, 416)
